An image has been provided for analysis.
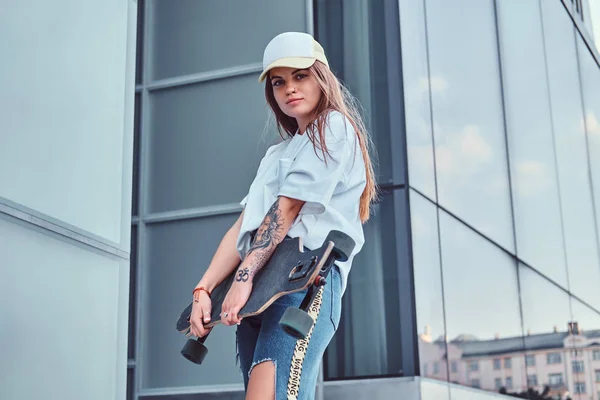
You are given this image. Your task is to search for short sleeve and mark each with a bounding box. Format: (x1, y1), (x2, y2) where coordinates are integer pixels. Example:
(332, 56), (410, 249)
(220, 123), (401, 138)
(277, 112), (353, 215)
(240, 141), (283, 208)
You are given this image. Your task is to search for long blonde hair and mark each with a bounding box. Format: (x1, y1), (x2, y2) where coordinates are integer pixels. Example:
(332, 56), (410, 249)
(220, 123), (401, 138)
(264, 61), (379, 223)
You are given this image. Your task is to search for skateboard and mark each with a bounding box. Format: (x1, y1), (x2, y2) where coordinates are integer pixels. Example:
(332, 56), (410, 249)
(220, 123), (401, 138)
(175, 230), (355, 365)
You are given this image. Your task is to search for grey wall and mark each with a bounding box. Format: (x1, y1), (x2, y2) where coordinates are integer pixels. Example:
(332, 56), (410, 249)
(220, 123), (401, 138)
(0, 1), (137, 400)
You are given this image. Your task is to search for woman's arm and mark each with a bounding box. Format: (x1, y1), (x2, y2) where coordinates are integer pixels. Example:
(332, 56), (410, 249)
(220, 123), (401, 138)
(237, 196), (304, 281)
(190, 209), (248, 337)
(220, 195), (305, 325)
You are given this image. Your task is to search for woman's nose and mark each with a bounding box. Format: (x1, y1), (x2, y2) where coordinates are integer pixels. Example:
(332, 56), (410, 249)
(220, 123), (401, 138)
(286, 84), (297, 94)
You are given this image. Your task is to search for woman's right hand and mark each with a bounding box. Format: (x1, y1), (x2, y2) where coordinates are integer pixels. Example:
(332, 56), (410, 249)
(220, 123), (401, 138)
(189, 292), (212, 337)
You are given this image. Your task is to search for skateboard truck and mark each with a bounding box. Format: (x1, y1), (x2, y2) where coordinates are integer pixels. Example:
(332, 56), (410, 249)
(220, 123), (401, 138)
(288, 256), (318, 282)
(279, 230), (355, 340)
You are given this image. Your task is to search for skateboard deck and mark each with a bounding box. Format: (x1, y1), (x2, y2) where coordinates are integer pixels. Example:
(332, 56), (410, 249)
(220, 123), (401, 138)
(176, 236), (335, 335)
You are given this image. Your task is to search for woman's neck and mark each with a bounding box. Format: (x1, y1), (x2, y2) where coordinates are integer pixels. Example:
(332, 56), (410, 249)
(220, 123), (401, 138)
(297, 118), (308, 135)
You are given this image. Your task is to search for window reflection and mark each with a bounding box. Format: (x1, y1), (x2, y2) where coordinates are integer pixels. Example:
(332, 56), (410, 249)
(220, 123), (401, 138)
(497, 0), (567, 287)
(576, 32), (600, 307)
(587, 0), (600, 52)
(519, 265), (573, 399)
(570, 300), (600, 400)
(410, 190), (447, 381)
(425, 0), (514, 251)
(543, 0), (600, 310)
(439, 210), (524, 394)
(400, 0), (436, 199)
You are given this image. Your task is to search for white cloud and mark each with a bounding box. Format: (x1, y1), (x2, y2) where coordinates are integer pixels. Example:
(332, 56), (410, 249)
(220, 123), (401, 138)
(514, 160), (551, 197)
(434, 124), (493, 183)
(586, 112), (600, 137)
(408, 144), (435, 176)
(418, 75), (449, 93)
(411, 212), (431, 238)
(460, 125), (492, 162)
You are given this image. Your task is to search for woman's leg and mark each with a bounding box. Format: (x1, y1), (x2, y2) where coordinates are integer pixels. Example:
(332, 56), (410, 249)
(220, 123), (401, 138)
(245, 267), (342, 400)
(246, 361), (276, 400)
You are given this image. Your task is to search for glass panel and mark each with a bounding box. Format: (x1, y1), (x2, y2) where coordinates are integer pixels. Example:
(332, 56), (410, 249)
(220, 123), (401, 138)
(439, 210), (524, 396)
(519, 265), (572, 396)
(132, 93), (140, 217)
(315, 0), (393, 184)
(588, 0), (600, 51)
(324, 193), (401, 379)
(576, 34), (600, 309)
(543, 0), (600, 305)
(410, 190), (448, 382)
(497, 0), (567, 287)
(142, 213), (240, 389)
(582, 0), (593, 30)
(148, 75), (272, 214)
(128, 225), (137, 360)
(400, 0), (436, 199)
(425, 0), (514, 251)
(570, 299), (600, 400)
(151, 0), (306, 80)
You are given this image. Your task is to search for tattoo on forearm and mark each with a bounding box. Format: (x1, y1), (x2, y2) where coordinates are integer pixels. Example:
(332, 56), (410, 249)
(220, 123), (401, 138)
(236, 268), (250, 282)
(248, 199), (284, 256)
(243, 198), (285, 280)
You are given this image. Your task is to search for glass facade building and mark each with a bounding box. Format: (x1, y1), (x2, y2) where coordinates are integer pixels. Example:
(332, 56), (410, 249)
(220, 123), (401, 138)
(10, 1), (600, 399)
(134, 0), (600, 399)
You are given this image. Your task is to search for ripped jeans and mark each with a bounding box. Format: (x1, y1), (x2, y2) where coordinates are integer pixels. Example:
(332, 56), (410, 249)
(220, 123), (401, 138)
(235, 266), (342, 400)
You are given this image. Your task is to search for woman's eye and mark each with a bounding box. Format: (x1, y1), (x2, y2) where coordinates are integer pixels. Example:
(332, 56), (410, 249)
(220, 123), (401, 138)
(295, 74), (307, 80)
(272, 80), (283, 87)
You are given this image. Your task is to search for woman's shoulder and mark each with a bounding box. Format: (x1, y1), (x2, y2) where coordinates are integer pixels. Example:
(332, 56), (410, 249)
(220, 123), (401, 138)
(262, 136), (292, 158)
(322, 109), (356, 142)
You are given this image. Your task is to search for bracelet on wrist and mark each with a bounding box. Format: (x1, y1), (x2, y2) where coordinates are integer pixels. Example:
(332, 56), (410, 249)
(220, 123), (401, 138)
(193, 286), (211, 299)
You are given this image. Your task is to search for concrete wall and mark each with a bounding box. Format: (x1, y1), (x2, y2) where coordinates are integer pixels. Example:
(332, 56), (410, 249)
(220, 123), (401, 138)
(0, 1), (137, 399)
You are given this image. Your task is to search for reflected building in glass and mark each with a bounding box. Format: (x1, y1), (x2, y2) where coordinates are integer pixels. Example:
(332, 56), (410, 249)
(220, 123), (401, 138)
(420, 322), (600, 399)
(126, 0), (600, 399)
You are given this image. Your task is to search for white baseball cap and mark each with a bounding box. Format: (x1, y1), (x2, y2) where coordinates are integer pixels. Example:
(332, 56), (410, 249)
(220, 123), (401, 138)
(258, 32), (329, 83)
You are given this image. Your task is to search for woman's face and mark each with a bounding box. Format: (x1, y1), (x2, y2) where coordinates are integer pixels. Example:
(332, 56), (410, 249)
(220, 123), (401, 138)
(269, 66), (322, 131)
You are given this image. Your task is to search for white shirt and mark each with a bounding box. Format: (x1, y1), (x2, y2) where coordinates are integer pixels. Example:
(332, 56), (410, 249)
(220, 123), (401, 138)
(236, 110), (366, 295)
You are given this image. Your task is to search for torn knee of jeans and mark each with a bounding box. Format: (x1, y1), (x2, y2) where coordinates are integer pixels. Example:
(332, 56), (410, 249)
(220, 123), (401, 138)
(248, 358), (277, 379)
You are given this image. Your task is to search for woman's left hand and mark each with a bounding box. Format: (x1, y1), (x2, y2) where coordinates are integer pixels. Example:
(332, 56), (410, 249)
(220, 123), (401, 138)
(221, 280), (253, 326)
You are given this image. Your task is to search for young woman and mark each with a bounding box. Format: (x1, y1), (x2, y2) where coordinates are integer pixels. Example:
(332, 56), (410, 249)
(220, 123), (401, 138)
(188, 32), (377, 400)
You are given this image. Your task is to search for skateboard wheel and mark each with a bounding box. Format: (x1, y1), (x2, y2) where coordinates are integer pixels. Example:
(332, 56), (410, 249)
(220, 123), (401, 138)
(325, 230), (355, 262)
(181, 338), (209, 365)
(279, 307), (314, 339)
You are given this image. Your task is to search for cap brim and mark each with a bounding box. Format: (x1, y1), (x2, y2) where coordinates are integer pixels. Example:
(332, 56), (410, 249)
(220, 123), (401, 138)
(258, 57), (317, 83)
